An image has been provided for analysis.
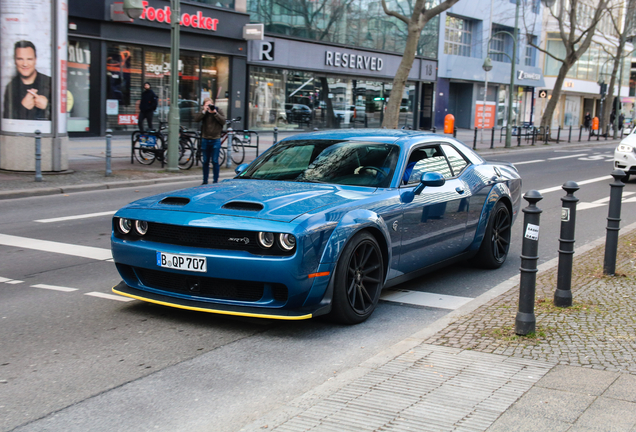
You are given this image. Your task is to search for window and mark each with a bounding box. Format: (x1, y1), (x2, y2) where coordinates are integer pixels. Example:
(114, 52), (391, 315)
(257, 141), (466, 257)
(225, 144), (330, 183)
(490, 25), (514, 63)
(444, 16), (473, 57)
(441, 145), (468, 176)
(67, 40), (91, 132)
(525, 36), (536, 67)
(403, 146), (452, 185)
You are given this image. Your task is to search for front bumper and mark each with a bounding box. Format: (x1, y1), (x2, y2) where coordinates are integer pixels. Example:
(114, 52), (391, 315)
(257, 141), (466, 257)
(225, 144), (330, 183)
(614, 150), (636, 174)
(113, 281), (323, 320)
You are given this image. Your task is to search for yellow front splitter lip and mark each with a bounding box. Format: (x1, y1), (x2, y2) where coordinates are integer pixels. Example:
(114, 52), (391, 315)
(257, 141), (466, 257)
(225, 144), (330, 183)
(112, 286), (313, 321)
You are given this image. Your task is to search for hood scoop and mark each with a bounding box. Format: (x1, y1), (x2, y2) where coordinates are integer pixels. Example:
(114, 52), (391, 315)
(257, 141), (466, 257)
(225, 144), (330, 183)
(159, 196), (191, 206)
(222, 201), (264, 212)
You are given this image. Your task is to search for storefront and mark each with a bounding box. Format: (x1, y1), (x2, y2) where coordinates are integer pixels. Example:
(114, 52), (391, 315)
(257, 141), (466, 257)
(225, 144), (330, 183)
(67, 0), (249, 136)
(246, 37), (437, 131)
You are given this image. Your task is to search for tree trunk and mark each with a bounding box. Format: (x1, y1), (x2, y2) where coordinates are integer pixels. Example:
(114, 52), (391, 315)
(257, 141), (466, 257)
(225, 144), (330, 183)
(602, 55), (620, 138)
(540, 60), (573, 133)
(381, 22), (422, 129)
(320, 77), (338, 128)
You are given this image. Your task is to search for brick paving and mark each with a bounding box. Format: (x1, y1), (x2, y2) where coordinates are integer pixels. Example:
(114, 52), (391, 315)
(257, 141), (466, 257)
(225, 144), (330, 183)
(426, 230), (636, 374)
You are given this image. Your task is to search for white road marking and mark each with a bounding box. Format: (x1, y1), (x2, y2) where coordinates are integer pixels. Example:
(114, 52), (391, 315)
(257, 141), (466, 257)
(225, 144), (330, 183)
(6, 280), (23, 284)
(0, 276), (12, 283)
(578, 192), (636, 210)
(548, 153), (588, 160)
(34, 211), (116, 223)
(381, 289), (473, 310)
(85, 292), (135, 302)
(0, 234), (112, 261)
(538, 175), (613, 194)
(514, 159), (545, 165)
(32, 284), (78, 292)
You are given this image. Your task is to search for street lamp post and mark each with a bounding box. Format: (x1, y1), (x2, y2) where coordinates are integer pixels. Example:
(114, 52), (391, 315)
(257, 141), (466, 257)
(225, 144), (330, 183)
(482, 58), (493, 144)
(125, 0), (179, 171)
(506, 0), (520, 149)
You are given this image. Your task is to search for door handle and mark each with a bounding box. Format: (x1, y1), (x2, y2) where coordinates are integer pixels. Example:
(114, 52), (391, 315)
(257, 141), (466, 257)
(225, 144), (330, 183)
(456, 187), (465, 194)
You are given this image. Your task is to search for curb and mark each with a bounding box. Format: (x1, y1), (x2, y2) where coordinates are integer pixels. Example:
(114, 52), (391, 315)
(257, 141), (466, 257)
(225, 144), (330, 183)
(239, 220), (636, 431)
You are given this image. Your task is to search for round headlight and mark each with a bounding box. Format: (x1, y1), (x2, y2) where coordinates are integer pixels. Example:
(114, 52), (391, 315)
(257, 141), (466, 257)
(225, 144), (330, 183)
(278, 233), (296, 251)
(258, 232), (275, 248)
(135, 220), (148, 235)
(118, 218), (132, 234)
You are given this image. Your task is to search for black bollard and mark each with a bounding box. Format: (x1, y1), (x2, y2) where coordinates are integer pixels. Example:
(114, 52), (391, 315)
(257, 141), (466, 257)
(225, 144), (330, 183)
(556, 125), (561, 143)
(531, 127), (536, 146)
(588, 127), (592, 141)
(105, 129), (112, 177)
(273, 127), (278, 145)
(35, 130), (42, 182)
(432, 126), (436, 134)
(490, 127), (495, 149)
(517, 128), (521, 147)
(473, 128), (478, 150)
(544, 128), (549, 144)
(603, 170), (626, 275)
(568, 125), (572, 143)
(453, 126), (457, 138)
(579, 126), (583, 142)
(554, 181), (579, 307)
(516, 190), (543, 336)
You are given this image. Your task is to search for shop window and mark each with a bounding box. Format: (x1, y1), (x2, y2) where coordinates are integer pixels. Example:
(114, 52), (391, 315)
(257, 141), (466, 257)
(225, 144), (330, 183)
(444, 16), (473, 58)
(67, 40), (91, 132)
(106, 44), (142, 131)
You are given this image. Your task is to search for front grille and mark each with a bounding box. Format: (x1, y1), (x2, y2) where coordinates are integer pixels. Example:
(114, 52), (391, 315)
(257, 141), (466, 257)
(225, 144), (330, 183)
(134, 267), (288, 303)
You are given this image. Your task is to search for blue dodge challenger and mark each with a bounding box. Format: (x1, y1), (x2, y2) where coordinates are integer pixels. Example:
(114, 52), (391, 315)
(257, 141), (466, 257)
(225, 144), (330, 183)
(112, 130), (521, 324)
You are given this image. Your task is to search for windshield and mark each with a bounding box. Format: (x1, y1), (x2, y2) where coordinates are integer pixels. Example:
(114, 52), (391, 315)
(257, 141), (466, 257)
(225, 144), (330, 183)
(239, 140), (399, 188)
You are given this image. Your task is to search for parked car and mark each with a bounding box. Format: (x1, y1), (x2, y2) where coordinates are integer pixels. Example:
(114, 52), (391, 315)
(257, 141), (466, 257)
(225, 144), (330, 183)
(111, 130), (522, 324)
(155, 99), (199, 126)
(285, 103), (312, 124)
(333, 103), (366, 124)
(614, 128), (636, 182)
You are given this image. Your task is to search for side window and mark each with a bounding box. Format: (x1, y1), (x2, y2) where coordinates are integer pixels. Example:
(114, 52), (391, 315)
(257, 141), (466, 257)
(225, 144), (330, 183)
(402, 145), (453, 185)
(441, 144), (469, 176)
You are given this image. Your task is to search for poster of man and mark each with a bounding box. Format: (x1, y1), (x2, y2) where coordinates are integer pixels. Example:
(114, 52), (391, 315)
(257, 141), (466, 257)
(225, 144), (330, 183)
(3, 40), (51, 121)
(1, 0), (53, 134)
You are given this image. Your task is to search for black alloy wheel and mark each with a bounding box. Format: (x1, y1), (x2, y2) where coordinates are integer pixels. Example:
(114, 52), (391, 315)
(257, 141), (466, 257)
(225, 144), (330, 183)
(473, 201), (511, 269)
(329, 232), (384, 324)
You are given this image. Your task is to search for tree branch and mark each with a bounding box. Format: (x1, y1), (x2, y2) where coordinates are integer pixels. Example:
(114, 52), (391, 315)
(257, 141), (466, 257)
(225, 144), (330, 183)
(381, 0), (409, 25)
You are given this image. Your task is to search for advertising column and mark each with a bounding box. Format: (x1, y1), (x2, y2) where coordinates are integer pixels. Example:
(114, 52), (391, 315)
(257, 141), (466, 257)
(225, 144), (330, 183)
(0, 0), (68, 171)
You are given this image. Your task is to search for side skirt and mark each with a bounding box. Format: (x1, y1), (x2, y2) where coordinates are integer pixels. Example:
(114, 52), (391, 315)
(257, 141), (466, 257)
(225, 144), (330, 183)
(383, 251), (476, 290)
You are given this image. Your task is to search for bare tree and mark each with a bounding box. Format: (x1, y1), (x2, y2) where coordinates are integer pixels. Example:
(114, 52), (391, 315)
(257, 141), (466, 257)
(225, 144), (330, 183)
(596, 0), (635, 137)
(528, 0), (608, 129)
(380, 0), (461, 129)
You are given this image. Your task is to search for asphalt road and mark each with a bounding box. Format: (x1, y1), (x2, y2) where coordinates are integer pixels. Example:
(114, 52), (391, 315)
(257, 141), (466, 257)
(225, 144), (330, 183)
(1, 141), (634, 432)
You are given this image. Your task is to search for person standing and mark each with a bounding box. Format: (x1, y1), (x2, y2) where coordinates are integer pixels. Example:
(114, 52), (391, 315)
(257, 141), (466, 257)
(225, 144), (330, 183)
(584, 112), (591, 131)
(619, 112), (625, 130)
(3, 40), (51, 120)
(194, 98), (226, 184)
(138, 82), (158, 132)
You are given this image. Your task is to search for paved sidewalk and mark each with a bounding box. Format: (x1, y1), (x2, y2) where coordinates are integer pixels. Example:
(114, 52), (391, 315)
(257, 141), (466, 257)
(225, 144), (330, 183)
(240, 226), (636, 432)
(0, 129), (622, 200)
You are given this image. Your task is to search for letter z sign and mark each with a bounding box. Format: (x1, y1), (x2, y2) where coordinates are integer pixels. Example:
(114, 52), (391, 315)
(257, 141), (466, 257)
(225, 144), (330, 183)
(259, 42), (274, 61)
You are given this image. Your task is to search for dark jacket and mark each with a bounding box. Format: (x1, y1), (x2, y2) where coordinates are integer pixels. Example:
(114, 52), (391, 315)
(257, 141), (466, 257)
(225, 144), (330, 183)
(193, 107), (226, 139)
(139, 88), (158, 112)
(3, 72), (51, 120)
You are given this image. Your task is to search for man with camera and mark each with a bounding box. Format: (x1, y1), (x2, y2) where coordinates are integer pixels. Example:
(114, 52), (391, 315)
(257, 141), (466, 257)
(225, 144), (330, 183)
(194, 97), (226, 184)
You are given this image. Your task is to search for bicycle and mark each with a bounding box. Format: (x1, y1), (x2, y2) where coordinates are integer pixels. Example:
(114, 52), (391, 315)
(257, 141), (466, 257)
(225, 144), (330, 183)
(131, 122), (195, 170)
(194, 117), (246, 167)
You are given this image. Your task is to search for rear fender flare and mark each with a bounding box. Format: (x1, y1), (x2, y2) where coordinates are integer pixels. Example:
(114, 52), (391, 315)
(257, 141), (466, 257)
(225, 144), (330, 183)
(469, 183), (512, 251)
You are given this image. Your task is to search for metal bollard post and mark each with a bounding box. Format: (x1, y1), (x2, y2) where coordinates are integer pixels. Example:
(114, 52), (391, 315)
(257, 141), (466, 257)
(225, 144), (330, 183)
(226, 128), (233, 169)
(273, 127), (278, 145)
(568, 125), (572, 143)
(554, 181), (579, 307)
(453, 126), (457, 138)
(556, 126), (561, 144)
(490, 127), (495, 149)
(544, 128), (549, 144)
(603, 170), (626, 275)
(515, 190), (543, 336)
(105, 129), (113, 177)
(531, 128), (536, 146)
(597, 127), (600, 141)
(579, 126), (583, 142)
(517, 128), (521, 147)
(473, 128), (478, 150)
(34, 130), (42, 182)
(432, 126), (436, 134)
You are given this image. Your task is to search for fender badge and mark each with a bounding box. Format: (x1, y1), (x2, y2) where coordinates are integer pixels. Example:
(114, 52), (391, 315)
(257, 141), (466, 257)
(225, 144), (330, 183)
(392, 220), (399, 231)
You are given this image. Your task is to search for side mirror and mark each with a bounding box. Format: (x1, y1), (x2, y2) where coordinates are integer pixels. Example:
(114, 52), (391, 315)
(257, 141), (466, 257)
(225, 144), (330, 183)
(413, 172), (445, 195)
(235, 163), (249, 175)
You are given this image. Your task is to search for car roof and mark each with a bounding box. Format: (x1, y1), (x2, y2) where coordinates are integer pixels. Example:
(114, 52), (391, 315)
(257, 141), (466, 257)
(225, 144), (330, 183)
(280, 129), (436, 146)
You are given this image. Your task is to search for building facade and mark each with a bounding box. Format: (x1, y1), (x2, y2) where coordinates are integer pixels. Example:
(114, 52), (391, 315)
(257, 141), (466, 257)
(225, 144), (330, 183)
(435, 0), (545, 130)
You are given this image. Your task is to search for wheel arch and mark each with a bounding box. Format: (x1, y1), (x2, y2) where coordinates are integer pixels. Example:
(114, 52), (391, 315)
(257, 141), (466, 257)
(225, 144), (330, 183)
(468, 183), (513, 251)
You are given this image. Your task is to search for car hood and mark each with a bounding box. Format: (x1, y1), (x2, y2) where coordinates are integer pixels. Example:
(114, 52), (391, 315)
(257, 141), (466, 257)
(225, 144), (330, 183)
(129, 179), (376, 222)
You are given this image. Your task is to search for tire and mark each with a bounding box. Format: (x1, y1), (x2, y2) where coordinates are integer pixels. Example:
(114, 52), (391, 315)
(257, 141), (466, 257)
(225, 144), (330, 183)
(178, 138), (195, 170)
(133, 133), (158, 165)
(230, 136), (245, 165)
(473, 201), (512, 269)
(218, 147), (226, 167)
(329, 232), (384, 324)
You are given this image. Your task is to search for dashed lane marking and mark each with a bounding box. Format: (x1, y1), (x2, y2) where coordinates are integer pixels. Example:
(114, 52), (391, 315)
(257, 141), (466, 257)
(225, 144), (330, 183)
(6, 280), (23, 284)
(381, 289), (473, 310)
(31, 284), (78, 292)
(538, 175), (613, 194)
(34, 211), (116, 223)
(513, 159), (545, 165)
(548, 153), (589, 160)
(578, 192), (636, 210)
(0, 233), (112, 261)
(85, 292), (135, 302)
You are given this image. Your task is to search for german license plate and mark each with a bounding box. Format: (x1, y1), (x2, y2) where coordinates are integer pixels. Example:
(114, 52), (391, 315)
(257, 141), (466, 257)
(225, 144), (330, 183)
(157, 252), (207, 272)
